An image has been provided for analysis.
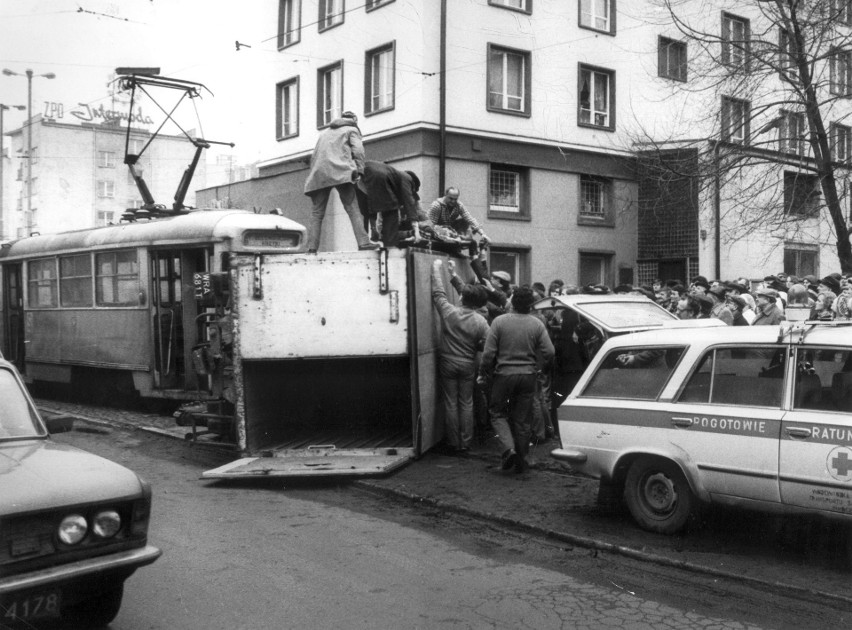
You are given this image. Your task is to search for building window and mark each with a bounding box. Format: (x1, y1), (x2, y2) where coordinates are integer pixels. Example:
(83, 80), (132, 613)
(97, 180), (115, 198)
(96, 250), (139, 306)
(489, 0), (531, 14)
(366, 0), (394, 9)
(579, 64), (615, 130)
(778, 29), (797, 79)
(780, 110), (806, 155)
(30, 147), (38, 165)
(98, 150), (116, 168)
(318, 0), (344, 31)
(60, 254), (93, 307)
(784, 244), (819, 278)
(832, 0), (852, 25)
(487, 45), (530, 116)
(317, 62), (343, 128)
(721, 96), (750, 144)
(488, 164), (529, 219)
(99, 210), (116, 225)
(784, 171), (821, 218)
(721, 12), (750, 71)
(488, 247), (530, 287)
(831, 48), (852, 97)
(832, 122), (852, 163)
(278, 0), (301, 48)
(658, 37), (687, 82)
(579, 0), (615, 34)
(579, 175), (614, 226)
(129, 138), (146, 155)
(578, 252), (612, 287)
(276, 77), (299, 139)
(365, 43), (395, 115)
(27, 258), (57, 308)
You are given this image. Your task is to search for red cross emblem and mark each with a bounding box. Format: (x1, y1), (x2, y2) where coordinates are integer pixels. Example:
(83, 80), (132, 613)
(827, 446), (852, 482)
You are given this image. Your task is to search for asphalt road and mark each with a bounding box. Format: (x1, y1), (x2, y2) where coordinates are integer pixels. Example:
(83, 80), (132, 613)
(38, 418), (846, 629)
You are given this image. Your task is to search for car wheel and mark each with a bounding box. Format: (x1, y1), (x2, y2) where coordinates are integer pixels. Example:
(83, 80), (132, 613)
(624, 457), (693, 535)
(64, 584), (123, 628)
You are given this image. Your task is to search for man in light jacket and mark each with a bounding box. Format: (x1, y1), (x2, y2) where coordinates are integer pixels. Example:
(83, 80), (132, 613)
(303, 111), (377, 253)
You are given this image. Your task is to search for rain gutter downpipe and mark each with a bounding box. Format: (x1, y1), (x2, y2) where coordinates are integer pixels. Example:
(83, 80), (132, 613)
(439, 0), (447, 194)
(713, 140), (721, 280)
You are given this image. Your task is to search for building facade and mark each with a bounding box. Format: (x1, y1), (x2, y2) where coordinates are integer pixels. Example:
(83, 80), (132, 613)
(1, 116), (206, 240)
(194, 0), (852, 286)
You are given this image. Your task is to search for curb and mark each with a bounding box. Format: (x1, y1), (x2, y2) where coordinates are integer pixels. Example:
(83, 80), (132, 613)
(354, 479), (852, 608)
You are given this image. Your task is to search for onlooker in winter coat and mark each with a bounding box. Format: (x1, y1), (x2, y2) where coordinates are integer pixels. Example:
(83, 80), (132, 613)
(752, 288), (786, 325)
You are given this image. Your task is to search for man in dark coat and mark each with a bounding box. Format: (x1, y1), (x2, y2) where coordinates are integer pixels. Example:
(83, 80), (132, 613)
(356, 161), (421, 247)
(303, 111), (376, 253)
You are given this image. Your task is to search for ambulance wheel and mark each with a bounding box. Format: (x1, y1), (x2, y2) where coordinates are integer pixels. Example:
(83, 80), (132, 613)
(624, 457), (693, 535)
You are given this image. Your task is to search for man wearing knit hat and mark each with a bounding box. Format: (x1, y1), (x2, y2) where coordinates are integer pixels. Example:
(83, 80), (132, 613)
(478, 286), (554, 474)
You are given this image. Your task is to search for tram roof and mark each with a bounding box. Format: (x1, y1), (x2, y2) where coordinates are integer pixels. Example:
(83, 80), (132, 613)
(0, 209), (305, 259)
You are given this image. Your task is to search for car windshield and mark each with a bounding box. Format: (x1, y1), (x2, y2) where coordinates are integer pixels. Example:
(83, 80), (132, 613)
(572, 301), (676, 331)
(0, 368), (45, 440)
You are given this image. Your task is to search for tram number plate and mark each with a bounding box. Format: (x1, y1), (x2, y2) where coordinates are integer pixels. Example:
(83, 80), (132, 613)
(3, 590), (61, 621)
(243, 233), (298, 249)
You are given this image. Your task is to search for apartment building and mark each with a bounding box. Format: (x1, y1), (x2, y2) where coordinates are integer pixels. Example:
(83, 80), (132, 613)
(1, 116), (206, 239)
(195, 0), (852, 285)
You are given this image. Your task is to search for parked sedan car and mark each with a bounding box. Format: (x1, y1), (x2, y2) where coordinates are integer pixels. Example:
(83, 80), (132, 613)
(551, 322), (852, 534)
(0, 357), (160, 627)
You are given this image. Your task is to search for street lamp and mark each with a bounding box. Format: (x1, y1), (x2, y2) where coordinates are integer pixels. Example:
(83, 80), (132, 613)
(0, 103), (26, 240)
(3, 68), (56, 236)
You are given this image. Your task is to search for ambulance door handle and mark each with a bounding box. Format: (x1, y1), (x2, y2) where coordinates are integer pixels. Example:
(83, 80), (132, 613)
(671, 417), (694, 428)
(785, 427), (812, 439)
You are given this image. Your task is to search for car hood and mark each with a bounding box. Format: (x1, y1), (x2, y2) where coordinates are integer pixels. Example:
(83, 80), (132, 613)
(0, 439), (144, 515)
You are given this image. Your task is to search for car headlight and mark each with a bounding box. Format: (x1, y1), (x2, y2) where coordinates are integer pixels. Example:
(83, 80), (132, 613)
(58, 514), (88, 545)
(93, 510), (121, 538)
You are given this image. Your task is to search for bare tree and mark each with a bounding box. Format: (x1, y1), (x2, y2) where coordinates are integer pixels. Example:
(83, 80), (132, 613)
(636, 0), (852, 272)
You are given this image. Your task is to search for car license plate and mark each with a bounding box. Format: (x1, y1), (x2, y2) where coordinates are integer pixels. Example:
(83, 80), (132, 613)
(2, 590), (61, 621)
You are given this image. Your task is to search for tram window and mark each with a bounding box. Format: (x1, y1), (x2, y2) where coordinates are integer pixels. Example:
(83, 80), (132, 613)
(27, 258), (57, 308)
(96, 250), (139, 306)
(60, 254), (93, 307)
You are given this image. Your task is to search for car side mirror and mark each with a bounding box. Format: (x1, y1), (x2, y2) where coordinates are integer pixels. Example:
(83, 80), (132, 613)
(45, 415), (74, 434)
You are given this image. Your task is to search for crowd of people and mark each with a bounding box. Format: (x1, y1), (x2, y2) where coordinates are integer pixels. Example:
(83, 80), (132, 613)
(431, 259), (852, 474)
(618, 272), (852, 324)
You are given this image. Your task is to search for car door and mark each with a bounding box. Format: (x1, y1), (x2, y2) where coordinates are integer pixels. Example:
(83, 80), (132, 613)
(666, 344), (786, 503)
(779, 345), (852, 515)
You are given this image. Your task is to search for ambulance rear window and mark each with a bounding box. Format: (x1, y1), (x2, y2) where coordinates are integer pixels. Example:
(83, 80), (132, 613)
(580, 346), (685, 400)
(678, 347), (784, 408)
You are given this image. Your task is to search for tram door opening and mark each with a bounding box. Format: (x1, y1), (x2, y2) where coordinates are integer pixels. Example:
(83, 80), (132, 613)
(151, 249), (210, 391)
(1, 264), (25, 372)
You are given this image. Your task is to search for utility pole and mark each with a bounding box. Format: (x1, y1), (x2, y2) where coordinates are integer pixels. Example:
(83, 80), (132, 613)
(3, 68), (56, 235)
(0, 103), (26, 240)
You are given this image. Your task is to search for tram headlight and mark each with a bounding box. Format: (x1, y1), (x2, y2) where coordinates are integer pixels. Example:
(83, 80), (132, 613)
(58, 514), (88, 545)
(92, 510), (122, 538)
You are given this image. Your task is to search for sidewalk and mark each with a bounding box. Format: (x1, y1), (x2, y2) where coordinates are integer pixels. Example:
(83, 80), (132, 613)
(37, 400), (852, 607)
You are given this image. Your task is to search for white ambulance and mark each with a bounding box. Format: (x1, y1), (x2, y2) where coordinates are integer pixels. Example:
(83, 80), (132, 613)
(551, 322), (852, 534)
